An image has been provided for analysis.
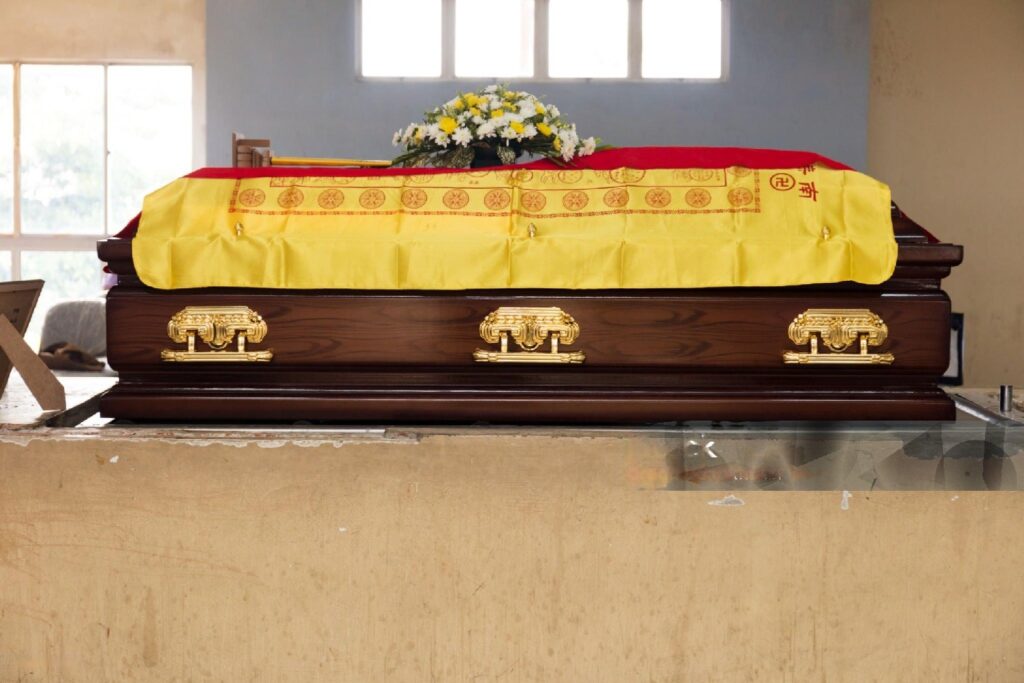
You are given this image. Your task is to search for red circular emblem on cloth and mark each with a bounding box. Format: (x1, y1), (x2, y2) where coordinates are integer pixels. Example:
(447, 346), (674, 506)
(562, 190), (589, 211)
(238, 188), (265, 208)
(603, 188), (629, 208)
(359, 189), (386, 209)
(277, 187), (304, 209)
(443, 189), (470, 209)
(645, 188), (671, 208)
(520, 191), (546, 212)
(484, 189), (511, 210)
(769, 173), (796, 191)
(727, 187), (754, 206)
(401, 188), (428, 209)
(317, 189), (344, 209)
(685, 188), (712, 208)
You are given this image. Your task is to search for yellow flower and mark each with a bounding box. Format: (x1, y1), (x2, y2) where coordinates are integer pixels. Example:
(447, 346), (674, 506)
(464, 93), (480, 107)
(453, 99), (466, 111)
(510, 120), (524, 134)
(537, 122), (552, 136)
(439, 116), (457, 134)
(535, 102), (546, 115)
(553, 137), (561, 151)
(504, 91), (517, 100)
(414, 128), (424, 141)
(490, 109), (505, 118)
(469, 106), (481, 117)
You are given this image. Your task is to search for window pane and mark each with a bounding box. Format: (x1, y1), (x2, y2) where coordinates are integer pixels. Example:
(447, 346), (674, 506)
(0, 251), (10, 281)
(0, 66), (11, 233)
(643, 0), (723, 78)
(549, 0), (627, 78)
(455, 0), (534, 77)
(362, 0), (441, 77)
(108, 66), (192, 232)
(20, 65), (104, 234)
(21, 251), (103, 350)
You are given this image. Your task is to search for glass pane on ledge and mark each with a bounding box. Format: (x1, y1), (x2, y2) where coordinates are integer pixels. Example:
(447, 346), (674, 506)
(643, 0), (723, 79)
(108, 65), (193, 232)
(549, 0), (628, 78)
(0, 65), (12, 233)
(455, 0), (534, 77)
(362, 0), (442, 77)
(20, 65), (105, 234)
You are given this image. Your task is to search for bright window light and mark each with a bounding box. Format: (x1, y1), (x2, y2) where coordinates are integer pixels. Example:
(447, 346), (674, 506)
(361, 0), (442, 77)
(20, 65), (105, 234)
(549, 0), (628, 78)
(455, 0), (534, 77)
(108, 65), (193, 231)
(642, 0), (723, 78)
(0, 66), (12, 233)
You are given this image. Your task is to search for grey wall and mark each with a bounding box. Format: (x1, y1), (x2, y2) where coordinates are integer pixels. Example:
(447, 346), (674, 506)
(207, 0), (870, 168)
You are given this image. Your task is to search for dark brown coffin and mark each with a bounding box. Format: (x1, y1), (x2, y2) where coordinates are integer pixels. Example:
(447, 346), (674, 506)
(97, 207), (962, 422)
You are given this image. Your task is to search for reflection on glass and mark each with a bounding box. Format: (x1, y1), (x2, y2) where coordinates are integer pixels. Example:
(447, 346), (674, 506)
(20, 65), (105, 234)
(0, 66), (12, 233)
(549, 0), (627, 78)
(643, 0), (723, 78)
(22, 251), (103, 350)
(108, 66), (192, 232)
(362, 0), (442, 77)
(455, 0), (534, 77)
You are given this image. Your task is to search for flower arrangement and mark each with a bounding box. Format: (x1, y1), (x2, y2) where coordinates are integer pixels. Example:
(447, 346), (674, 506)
(391, 84), (601, 168)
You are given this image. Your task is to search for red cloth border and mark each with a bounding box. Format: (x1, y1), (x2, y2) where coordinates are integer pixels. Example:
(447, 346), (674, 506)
(186, 146), (852, 180)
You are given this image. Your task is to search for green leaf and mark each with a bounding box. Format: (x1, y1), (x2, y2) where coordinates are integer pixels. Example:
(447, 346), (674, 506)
(496, 145), (517, 165)
(450, 146), (475, 168)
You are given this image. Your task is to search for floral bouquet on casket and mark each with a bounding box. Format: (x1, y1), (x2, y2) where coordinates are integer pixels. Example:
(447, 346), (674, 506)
(391, 84), (602, 168)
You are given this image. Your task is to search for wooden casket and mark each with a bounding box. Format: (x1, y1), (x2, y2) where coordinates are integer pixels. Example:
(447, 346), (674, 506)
(97, 148), (962, 423)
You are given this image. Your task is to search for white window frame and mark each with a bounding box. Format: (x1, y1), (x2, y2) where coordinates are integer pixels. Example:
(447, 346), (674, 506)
(356, 0), (730, 82)
(0, 60), (196, 280)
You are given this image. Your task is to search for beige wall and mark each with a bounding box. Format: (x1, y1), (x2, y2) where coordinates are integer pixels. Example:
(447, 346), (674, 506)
(0, 0), (207, 164)
(869, 0), (1024, 386)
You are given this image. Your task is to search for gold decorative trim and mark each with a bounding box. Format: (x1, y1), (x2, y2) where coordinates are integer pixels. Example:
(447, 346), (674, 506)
(160, 306), (273, 363)
(783, 308), (894, 365)
(474, 306), (585, 364)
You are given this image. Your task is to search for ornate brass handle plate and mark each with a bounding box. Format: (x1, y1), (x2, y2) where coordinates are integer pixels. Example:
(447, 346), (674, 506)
(161, 306), (273, 362)
(473, 306), (585, 364)
(783, 308), (894, 365)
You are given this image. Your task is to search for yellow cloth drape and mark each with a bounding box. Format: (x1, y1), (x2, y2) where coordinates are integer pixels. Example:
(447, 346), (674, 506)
(132, 165), (896, 290)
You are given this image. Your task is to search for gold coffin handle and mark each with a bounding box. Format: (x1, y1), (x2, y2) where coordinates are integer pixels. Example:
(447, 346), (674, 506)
(160, 306), (274, 362)
(782, 308), (894, 365)
(473, 306), (585, 364)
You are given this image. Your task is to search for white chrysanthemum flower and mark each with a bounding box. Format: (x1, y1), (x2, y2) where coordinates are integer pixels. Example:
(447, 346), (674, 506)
(505, 111), (525, 123)
(452, 127), (472, 146)
(484, 84), (498, 93)
(392, 130), (402, 146)
(580, 136), (597, 156)
(477, 120), (497, 137)
(472, 115), (485, 125)
(457, 111), (470, 122)
(522, 124), (537, 138)
(426, 123), (447, 145)
(499, 126), (518, 140)
(549, 105), (560, 117)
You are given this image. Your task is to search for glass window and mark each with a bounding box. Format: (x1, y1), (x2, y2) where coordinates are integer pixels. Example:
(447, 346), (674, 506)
(0, 251), (10, 281)
(642, 0), (723, 78)
(549, 0), (628, 78)
(108, 65), (193, 231)
(455, 0), (534, 77)
(20, 65), (105, 234)
(361, 0), (442, 77)
(0, 66), (12, 233)
(21, 251), (103, 349)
